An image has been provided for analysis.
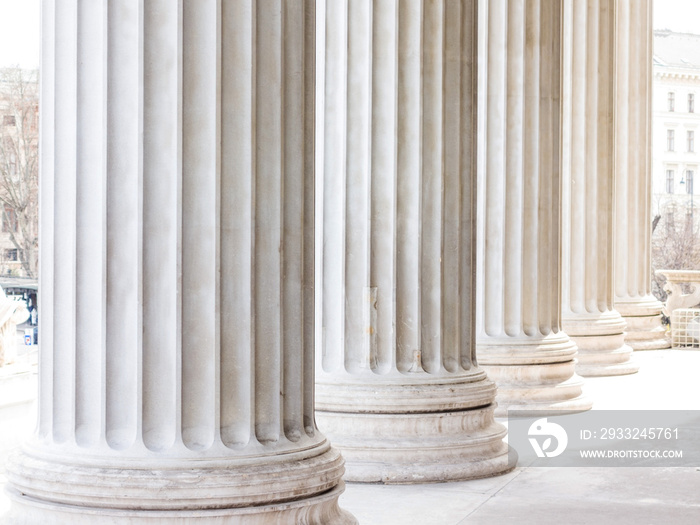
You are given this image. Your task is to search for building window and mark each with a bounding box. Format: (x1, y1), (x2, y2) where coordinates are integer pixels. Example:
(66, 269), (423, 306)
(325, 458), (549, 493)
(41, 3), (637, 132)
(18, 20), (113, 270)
(689, 131), (695, 153)
(668, 129), (675, 151)
(669, 92), (676, 112)
(687, 170), (694, 194)
(690, 94), (695, 113)
(4, 249), (17, 262)
(2, 206), (17, 233)
(666, 204), (676, 233)
(666, 170), (675, 193)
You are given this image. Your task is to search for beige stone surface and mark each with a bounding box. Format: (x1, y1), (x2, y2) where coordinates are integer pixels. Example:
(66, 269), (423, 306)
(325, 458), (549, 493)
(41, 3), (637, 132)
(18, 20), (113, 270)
(316, 0), (510, 483)
(560, 0), (638, 378)
(5, 1), (354, 522)
(475, 0), (591, 415)
(613, 0), (669, 351)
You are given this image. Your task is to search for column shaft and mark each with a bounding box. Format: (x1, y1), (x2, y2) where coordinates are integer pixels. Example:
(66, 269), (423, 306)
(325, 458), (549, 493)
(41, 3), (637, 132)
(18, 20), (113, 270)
(476, 0), (591, 415)
(560, 0), (638, 376)
(6, 2), (355, 523)
(318, 0), (511, 483)
(613, 0), (669, 350)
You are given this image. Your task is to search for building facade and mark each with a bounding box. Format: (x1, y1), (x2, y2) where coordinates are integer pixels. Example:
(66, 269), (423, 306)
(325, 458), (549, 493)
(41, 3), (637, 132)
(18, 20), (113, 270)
(652, 30), (700, 222)
(0, 68), (38, 278)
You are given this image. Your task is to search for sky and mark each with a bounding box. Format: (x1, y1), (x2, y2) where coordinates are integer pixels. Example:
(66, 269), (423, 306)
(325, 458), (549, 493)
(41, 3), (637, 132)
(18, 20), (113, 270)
(654, 0), (700, 33)
(0, 0), (698, 69)
(0, 0), (39, 69)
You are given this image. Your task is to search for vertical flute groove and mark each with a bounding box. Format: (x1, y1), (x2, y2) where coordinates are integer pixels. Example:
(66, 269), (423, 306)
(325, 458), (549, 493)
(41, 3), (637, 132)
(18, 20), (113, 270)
(420, 0), (443, 374)
(504, 0), (524, 337)
(321, 0), (347, 375)
(38, 0), (56, 440)
(526, 0), (545, 333)
(461, 0), (479, 369)
(522, 0), (542, 336)
(598, 0), (615, 312)
(570, 0), (586, 315)
(614, 0), (629, 300)
(483, 0), (506, 338)
(254, 0), (282, 444)
(584, 0), (599, 313)
(396, 0), (421, 374)
(142, 0), (179, 452)
(627, 1), (640, 298)
(53, 0), (78, 445)
(282, 0), (305, 442)
(539, 0), (561, 333)
(344, 0), (371, 374)
(181, 0), (218, 451)
(75, 0), (106, 448)
(302, 0), (316, 434)
(442, 0), (461, 373)
(370, 0), (397, 374)
(220, 0), (253, 448)
(105, 0), (141, 451)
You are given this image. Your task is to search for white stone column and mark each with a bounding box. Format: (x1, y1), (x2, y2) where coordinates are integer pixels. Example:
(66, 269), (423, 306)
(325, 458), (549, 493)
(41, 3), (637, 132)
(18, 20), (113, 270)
(613, 0), (669, 350)
(475, 0), (591, 415)
(317, 0), (511, 483)
(560, 0), (638, 376)
(6, 2), (355, 523)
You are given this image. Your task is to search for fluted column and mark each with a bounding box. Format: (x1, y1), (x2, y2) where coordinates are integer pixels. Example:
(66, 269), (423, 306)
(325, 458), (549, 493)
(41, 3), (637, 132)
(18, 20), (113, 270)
(6, 2), (355, 523)
(560, 0), (638, 376)
(475, 0), (591, 415)
(317, 0), (511, 483)
(613, 0), (669, 350)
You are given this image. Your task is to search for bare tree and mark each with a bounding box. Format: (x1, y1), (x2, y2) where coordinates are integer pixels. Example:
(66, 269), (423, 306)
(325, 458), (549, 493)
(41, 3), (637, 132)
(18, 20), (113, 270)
(0, 67), (38, 278)
(651, 198), (700, 303)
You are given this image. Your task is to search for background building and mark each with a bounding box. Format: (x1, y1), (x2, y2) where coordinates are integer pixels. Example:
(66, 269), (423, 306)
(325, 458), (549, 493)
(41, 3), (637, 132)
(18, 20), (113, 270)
(0, 68), (38, 278)
(652, 30), (700, 297)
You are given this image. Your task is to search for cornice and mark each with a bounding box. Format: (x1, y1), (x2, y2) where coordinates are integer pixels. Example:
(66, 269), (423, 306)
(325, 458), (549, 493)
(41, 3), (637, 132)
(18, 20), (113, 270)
(655, 70), (700, 83)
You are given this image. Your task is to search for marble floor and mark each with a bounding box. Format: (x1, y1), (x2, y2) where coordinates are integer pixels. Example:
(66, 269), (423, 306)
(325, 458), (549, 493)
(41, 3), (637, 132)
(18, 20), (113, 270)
(2, 349), (699, 524)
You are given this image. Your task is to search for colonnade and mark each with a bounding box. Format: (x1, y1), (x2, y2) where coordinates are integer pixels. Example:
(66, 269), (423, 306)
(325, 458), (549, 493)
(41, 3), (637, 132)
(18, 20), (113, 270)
(5, 0), (658, 523)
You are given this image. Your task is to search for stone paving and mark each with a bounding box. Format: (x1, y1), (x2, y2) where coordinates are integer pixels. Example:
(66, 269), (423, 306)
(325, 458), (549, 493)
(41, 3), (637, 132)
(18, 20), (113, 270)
(340, 350), (700, 524)
(1, 349), (699, 524)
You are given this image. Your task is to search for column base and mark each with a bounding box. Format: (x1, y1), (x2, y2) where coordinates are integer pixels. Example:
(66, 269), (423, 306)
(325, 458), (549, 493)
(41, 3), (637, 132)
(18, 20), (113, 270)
(621, 314), (670, 350)
(616, 298), (671, 351)
(478, 333), (592, 416)
(482, 361), (592, 417)
(315, 404), (513, 483)
(575, 349), (639, 376)
(5, 440), (355, 523)
(4, 483), (356, 525)
(573, 337), (639, 377)
(563, 313), (640, 377)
